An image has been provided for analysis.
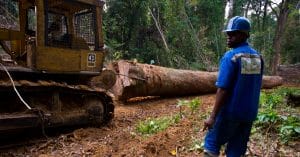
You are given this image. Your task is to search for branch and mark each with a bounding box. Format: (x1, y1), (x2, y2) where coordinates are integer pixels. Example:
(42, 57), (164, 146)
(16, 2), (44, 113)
(268, 1), (279, 19)
(182, 7), (208, 64)
(270, 0), (280, 7)
(148, 7), (170, 52)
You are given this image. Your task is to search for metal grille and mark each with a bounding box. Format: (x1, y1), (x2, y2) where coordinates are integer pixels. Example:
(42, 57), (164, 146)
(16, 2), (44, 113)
(0, 0), (20, 30)
(48, 13), (67, 34)
(47, 12), (70, 48)
(74, 10), (95, 50)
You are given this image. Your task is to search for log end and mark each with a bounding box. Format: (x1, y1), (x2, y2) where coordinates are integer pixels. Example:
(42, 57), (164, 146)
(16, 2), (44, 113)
(262, 76), (283, 89)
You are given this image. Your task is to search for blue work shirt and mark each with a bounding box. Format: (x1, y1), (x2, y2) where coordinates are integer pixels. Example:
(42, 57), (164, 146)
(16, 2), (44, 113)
(216, 42), (263, 122)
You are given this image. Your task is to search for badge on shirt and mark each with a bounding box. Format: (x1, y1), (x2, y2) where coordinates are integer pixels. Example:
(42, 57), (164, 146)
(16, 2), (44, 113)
(241, 57), (261, 74)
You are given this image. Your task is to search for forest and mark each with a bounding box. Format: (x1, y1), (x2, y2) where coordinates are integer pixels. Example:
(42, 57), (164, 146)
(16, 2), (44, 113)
(103, 0), (299, 75)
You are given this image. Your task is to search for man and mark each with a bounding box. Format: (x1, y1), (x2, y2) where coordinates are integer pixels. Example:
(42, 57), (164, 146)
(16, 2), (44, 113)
(202, 16), (264, 157)
(49, 17), (63, 39)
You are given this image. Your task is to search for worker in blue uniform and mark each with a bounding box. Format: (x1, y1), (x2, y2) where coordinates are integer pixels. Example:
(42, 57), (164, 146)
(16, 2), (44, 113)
(203, 16), (264, 157)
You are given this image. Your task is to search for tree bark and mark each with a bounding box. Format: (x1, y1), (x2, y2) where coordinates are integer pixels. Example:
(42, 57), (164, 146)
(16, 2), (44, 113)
(271, 0), (290, 75)
(108, 60), (283, 101)
(226, 0), (234, 19)
(244, 0), (251, 17)
(262, 0), (269, 30)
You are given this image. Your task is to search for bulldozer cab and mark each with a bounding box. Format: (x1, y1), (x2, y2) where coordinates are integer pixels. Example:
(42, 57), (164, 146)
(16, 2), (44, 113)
(0, 0), (105, 74)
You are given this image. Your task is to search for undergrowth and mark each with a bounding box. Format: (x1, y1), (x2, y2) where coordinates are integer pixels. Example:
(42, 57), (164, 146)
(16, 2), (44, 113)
(135, 98), (202, 136)
(135, 87), (299, 156)
(135, 114), (181, 135)
(254, 87), (300, 144)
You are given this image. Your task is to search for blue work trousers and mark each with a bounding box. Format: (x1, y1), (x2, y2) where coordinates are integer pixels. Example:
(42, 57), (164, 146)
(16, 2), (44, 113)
(204, 117), (253, 157)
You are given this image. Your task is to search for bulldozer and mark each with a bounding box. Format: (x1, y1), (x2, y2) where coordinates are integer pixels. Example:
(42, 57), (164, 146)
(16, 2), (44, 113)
(0, 0), (115, 134)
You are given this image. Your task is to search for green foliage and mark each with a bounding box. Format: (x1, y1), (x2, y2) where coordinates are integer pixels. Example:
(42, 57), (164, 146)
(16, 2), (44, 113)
(103, 0), (299, 70)
(135, 98), (202, 138)
(279, 115), (300, 143)
(177, 98), (202, 115)
(281, 1), (300, 64)
(189, 98), (202, 114)
(103, 0), (226, 69)
(251, 28), (275, 70)
(259, 87), (300, 109)
(105, 39), (125, 61)
(230, 0), (248, 16)
(249, 0), (277, 72)
(255, 87), (300, 144)
(275, 87), (300, 97)
(255, 109), (281, 132)
(136, 114), (180, 135)
(257, 109), (280, 124)
(259, 91), (284, 109)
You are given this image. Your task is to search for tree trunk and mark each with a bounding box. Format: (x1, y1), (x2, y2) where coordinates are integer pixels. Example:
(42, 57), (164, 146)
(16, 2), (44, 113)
(226, 0), (234, 19)
(244, 1), (251, 17)
(271, 0), (290, 75)
(262, 0), (269, 30)
(108, 60), (283, 101)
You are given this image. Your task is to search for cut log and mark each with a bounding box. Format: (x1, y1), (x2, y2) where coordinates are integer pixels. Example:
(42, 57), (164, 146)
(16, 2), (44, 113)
(261, 75), (284, 89)
(108, 60), (283, 101)
(89, 69), (117, 90)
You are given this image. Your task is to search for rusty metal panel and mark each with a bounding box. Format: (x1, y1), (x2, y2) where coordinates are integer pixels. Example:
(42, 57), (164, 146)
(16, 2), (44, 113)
(36, 46), (81, 72)
(35, 46), (104, 72)
(0, 29), (24, 40)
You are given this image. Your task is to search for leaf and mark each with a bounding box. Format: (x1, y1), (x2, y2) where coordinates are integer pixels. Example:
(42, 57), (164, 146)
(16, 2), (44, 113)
(294, 127), (300, 133)
(280, 115), (288, 120)
(280, 125), (293, 132)
(194, 143), (201, 149)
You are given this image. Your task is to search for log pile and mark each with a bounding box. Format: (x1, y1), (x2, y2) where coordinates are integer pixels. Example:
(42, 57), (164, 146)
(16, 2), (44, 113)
(108, 60), (283, 101)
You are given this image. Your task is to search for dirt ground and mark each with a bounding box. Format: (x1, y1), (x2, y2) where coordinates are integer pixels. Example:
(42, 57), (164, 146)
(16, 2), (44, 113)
(1, 92), (299, 157)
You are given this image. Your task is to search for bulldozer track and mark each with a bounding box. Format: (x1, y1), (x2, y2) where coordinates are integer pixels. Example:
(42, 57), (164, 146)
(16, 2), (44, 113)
(0, 79), (114, 136)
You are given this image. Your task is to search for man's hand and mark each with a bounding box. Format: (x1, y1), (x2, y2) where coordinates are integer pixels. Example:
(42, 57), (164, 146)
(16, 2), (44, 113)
(202, 88), (228, 131)
(203, 116), (215, 131)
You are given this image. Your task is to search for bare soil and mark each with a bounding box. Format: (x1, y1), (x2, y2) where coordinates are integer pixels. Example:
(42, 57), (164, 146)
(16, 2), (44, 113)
(1, 93), (299, 157)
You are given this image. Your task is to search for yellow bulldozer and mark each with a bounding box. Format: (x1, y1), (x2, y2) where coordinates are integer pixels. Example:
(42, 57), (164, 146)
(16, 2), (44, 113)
(0, 0), (114, 134)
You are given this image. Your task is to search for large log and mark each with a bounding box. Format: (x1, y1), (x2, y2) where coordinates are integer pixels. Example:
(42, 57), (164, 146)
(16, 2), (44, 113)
(108, 60), (283, 101)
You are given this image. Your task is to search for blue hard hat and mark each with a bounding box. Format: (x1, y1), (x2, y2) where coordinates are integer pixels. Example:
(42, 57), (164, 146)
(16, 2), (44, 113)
(223, 16), (251, 32)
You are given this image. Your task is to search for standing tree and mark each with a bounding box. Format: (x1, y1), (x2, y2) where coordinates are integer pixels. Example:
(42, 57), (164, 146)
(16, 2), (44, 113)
(270, 0), (292, 75)
(281, 1), (300, 64)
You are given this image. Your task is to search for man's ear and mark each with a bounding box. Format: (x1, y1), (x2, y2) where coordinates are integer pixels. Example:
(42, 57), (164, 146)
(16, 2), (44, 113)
(240, 31), (249, 39)
(245, 32), (250, 38)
